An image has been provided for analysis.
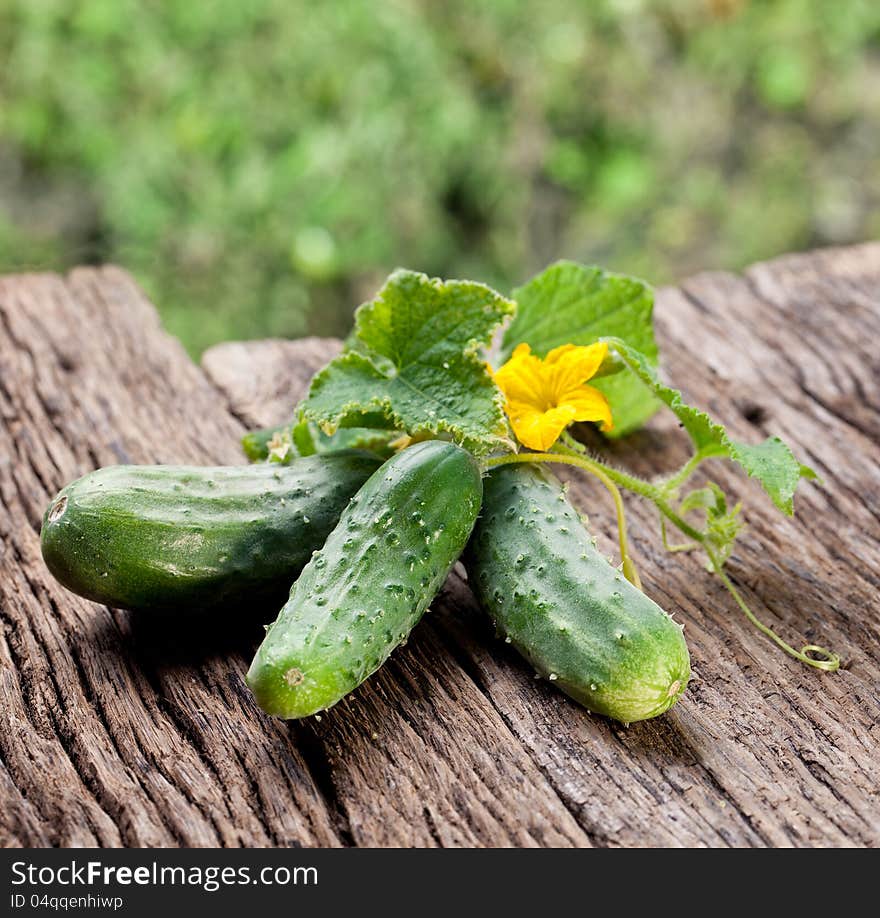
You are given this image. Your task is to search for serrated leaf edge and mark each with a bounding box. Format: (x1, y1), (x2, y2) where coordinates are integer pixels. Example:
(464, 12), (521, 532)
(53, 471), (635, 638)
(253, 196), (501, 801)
(610, 339), (816, 515)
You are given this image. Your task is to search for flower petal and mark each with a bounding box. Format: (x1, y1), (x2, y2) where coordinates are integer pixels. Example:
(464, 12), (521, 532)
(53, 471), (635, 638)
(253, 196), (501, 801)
(507, 401), (577, 451)
(545, 341), (608, 397)
(544, 343), (577, 363)
(494, 347), (548, 407)
(559, 384), (613, 431)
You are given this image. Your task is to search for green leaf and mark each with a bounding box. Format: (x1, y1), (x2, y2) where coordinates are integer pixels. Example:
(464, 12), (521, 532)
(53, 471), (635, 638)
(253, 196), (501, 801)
(241, 424), (287, 462)
(303, 269), (515, 455)
(318, 426), (398, 458)
(291, 414), (317, 456)
(501, 261), (660, 436)
(610, 340), (817, 515)
(242, 416), (397, 463)
(678, 482), (744, 567)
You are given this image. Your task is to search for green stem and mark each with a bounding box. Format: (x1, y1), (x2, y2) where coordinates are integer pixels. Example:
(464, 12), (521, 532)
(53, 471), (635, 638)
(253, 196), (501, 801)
(660, 518), (699, 553)
(486, 450), (642, 590)
(556, 437), (705, 543)
(489, 437), (841, 673)
(559, 433), (655, 496)
(652, 496), (706, 543)
(661, 452), (705, 493)
(708, 552), (840, 672)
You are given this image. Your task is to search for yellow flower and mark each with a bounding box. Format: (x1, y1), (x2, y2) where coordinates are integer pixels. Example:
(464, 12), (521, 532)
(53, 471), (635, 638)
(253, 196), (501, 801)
(494, 342), (613, 451)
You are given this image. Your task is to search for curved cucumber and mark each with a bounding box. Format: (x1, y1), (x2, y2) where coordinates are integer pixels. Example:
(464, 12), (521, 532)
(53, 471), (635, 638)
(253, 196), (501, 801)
(465, 464), (690, 723)
(41, 451), (380, 615)
(247, 440), (483, 718)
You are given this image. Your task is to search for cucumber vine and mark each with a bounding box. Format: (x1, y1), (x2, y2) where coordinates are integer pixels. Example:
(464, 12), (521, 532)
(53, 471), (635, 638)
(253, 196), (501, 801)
(487, 430), (839, 671)
(294, 261), (839, 674)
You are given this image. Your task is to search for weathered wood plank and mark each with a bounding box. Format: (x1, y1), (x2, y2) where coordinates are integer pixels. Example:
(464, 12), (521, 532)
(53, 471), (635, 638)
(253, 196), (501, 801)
(0, 269), (342, 847)
(202, 243), (880, 847)
(0, 267), (587, 848)
(1, 244), (877, 848)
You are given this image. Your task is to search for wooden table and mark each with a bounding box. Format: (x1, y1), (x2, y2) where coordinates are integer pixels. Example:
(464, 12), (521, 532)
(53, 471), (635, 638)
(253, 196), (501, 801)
(1, 245), (878, 848)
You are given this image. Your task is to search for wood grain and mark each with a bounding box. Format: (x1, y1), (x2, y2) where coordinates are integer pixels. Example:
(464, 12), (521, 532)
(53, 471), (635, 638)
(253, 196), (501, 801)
(1, 245), (878, 847)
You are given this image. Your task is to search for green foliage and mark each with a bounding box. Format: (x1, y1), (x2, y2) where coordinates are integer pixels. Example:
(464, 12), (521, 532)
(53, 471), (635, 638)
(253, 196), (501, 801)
(241, 418), (398, 463)
(303, 270), (514, 454)
(503, 262), (659, 436)
(1, 0), (879, 354)
(610, 340), (816, 515)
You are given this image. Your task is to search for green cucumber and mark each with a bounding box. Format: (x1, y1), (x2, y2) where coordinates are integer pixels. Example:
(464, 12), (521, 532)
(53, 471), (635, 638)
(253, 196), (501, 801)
(40, 451), (381, 615)
(465, 464), (690, 723)
(247, 440), (483, 718)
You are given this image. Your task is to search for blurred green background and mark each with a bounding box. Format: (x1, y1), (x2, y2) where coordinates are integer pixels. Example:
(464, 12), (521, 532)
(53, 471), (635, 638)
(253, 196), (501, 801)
(1, 0), (878, 355)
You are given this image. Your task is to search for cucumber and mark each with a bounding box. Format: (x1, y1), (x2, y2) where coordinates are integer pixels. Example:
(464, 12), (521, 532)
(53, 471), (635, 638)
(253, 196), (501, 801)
(465, 464), (690, 723)
(247, 440), (483, 718)
(40, 451), (381, 615)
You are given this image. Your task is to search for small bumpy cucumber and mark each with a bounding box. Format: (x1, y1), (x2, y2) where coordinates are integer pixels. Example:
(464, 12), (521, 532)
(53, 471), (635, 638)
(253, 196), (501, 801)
(41, 451), (380, 615)
(465, 464), (690, 723)
(247, 440), (483, 718)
